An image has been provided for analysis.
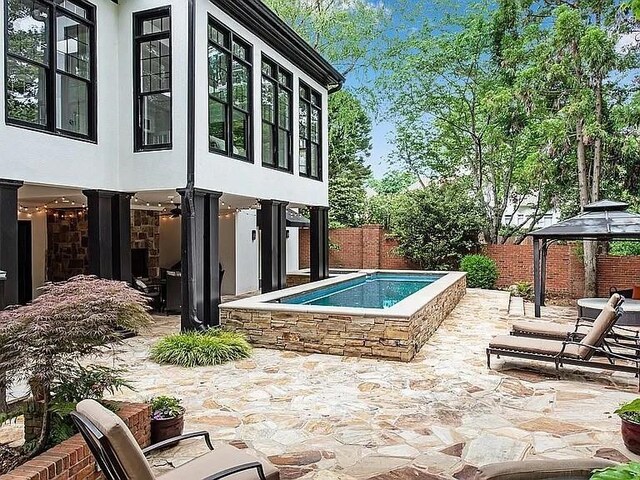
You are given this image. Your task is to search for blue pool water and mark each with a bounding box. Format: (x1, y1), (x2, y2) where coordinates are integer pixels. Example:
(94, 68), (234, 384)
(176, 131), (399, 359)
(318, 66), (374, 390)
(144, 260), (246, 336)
(277, 273), (445, 309)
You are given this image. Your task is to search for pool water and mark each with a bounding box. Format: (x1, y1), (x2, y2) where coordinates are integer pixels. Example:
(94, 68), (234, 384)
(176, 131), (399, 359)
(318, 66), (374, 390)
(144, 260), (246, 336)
(278, 273), (444, 309)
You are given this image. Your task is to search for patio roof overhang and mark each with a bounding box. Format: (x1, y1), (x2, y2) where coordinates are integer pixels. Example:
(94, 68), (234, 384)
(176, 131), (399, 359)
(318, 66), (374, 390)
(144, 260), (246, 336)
(528, 200), (640, 317)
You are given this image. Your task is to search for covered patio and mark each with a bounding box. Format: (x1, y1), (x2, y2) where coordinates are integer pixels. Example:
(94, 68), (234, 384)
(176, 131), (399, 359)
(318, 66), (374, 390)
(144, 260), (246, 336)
(530, 200), (640, 317)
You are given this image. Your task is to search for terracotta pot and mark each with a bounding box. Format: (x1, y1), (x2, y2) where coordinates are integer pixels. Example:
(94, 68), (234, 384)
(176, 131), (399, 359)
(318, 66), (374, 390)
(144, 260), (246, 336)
(621, 415), (640, 455)
(151, 414), (184, 446)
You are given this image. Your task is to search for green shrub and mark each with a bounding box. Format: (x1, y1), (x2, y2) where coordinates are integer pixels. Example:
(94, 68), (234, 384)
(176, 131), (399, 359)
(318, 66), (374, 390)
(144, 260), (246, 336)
(509, 281), (534, 301)
(150, 329), (252, 367)
(609, 241), (640, 256)
(590, 462), (640, 479)
(460, 255), (499, 289)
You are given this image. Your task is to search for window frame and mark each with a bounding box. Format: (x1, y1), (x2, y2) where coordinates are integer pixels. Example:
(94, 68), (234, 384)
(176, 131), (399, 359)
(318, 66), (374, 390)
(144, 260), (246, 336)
(261, 55), (292, 173)
(132, 6), (172, 152)
(207, 16), (253, 162)
(3, 0), (97, 141)
(298, 81), (322, 181)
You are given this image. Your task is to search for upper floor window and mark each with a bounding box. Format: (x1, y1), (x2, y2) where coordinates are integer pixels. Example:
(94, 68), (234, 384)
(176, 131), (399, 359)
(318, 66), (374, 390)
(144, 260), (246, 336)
(5, 0), (96, 139)
(299, 82), (322, 180)
(261, 57), (292, 172)
(208, 19), (252, 161)
(133, 7), (171, 151)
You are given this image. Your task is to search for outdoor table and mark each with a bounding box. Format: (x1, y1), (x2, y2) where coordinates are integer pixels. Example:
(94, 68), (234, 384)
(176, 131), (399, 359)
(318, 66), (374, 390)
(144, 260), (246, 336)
(578, 297), (640, 326)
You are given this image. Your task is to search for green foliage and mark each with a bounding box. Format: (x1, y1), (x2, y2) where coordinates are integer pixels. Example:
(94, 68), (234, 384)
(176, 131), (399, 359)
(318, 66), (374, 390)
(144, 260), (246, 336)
(369, 171), (416, 195)
(460, 255), (499, 289)
(590, 462), (640, 479)
(614, 398), (640, 424)
(150, 329), (252, 367)
(609, 242), (640, 257)
(391, 181), (484, 270)
(509, 281), (534, 301)
(149, 396), (184, 420)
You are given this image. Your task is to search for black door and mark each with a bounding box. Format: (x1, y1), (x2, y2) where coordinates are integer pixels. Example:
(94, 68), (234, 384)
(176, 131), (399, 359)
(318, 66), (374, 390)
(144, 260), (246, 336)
(18, 221), (32, 304)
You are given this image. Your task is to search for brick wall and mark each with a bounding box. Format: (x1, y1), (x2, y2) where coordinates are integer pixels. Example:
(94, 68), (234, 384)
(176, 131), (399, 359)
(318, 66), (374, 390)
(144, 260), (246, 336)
(1, 402), (151, 480)
(484, 243), (640, 298)
(298, 226), (415, 270)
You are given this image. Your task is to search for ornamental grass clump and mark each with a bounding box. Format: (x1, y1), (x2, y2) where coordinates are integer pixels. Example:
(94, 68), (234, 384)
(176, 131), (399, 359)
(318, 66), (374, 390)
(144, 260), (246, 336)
(0, 275), (153, 466)
(150, 329), (252, 367)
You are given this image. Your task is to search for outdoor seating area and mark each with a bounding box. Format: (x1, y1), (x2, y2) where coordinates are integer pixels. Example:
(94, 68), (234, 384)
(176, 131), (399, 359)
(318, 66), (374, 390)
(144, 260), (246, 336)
(37, 289), (633, 480)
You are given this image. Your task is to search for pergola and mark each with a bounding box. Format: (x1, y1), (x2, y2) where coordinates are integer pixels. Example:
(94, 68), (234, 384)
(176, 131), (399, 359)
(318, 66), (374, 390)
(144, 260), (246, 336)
(529, 200), (640, 317)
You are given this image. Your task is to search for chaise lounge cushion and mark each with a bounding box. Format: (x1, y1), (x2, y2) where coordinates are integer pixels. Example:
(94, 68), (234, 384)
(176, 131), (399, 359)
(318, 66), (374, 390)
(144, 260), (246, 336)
(489, 335), (581, 358)
(474, 458), (616, 480)
(159, 444), (279, 480)
(510, 321), (588, 339)
(76, 399), (155, 480)
(577, 304), (617, 359)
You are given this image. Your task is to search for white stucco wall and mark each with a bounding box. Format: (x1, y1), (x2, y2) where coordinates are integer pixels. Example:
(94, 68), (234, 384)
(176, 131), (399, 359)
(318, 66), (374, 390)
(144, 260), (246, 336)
(286, 227), (299, 273)
(235, 209), (259, 295)
(159, 216), (181, 268)
(219, 214), (236, 295)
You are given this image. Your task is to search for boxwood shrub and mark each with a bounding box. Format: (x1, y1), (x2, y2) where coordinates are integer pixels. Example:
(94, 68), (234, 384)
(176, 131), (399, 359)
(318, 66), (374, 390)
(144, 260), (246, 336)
(460, 254), (498, 289)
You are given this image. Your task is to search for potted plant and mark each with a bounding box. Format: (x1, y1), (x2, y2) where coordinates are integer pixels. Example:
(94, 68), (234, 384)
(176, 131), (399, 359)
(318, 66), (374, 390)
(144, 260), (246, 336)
(614, 398), (640, 455)
(149, 396), (185, 445)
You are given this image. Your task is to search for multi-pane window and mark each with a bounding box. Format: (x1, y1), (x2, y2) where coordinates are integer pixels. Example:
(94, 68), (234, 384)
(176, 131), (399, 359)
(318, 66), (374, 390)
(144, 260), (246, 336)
(261, 57), (292, 171)
(134, 8), (172, 151)
(5, 0), (95, 138)
(299, 82), (322, 180)
(208, 19), (252, 160)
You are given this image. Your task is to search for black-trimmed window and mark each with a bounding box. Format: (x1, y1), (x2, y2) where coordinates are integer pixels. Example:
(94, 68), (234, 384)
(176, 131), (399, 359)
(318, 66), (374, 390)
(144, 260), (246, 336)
(208, 19), (252, 161)
(133, 7), (172, 151)
(299, 82), (322, 180)
(261, 57), (292, 171)
(5, 0), (96, 139)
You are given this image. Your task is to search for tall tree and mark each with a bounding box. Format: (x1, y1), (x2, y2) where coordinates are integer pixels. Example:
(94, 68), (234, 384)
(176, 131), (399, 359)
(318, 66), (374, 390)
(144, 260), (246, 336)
(380, 6), (560, 244)
(528, 0), (638, 295)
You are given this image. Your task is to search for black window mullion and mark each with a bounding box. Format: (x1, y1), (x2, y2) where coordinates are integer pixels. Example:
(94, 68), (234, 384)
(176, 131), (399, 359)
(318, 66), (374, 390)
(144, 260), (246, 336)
(47, 2), (57, 130)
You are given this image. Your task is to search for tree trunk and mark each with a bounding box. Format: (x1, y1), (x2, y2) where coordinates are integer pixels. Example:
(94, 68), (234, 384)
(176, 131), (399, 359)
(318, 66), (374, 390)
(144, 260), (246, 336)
(592, 75), (603, 202)
(576, 118), (597, 296)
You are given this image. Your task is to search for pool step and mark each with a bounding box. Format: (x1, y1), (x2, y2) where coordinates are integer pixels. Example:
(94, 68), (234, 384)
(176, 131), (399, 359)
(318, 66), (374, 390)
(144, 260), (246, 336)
(508, 295), (526, 317)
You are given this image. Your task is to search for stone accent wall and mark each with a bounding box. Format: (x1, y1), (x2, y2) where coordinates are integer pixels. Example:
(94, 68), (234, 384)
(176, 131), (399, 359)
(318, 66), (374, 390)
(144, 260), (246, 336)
(47, 209), (89, 281)
(46, 209), (161, 281)
(221, 274), (466, 361)
(131, 209), (161, 278)
(1, 402), (151, 480)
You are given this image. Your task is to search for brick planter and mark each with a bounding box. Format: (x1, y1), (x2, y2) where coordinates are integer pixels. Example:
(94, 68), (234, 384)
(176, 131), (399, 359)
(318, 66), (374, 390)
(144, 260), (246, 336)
(0, 402), (151, 480)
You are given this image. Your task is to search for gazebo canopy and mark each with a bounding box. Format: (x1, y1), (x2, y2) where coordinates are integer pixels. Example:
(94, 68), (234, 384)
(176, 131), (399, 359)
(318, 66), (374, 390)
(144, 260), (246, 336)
(530, 200), (640, 241)
(528, 200), (640, 317)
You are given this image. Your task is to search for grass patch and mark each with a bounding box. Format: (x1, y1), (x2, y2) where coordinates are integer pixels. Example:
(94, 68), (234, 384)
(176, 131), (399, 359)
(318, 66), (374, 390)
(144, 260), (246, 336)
(150, 329), (252, 367)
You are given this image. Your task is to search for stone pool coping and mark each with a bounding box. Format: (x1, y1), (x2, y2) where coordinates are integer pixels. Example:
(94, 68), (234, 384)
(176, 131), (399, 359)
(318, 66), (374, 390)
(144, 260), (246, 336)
(222, 270), (467, 319)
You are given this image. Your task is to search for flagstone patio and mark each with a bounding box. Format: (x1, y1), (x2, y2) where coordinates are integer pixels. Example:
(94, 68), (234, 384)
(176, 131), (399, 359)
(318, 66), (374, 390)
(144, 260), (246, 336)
(97, 289), (639, 479)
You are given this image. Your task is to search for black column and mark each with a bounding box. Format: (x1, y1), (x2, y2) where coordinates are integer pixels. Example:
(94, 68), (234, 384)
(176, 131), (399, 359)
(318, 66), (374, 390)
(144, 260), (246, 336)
(310, 206), (329, 282)
(83, 190), (132, 282)
(259, 199), (287, 293)
(0, 179), (23, 309)
(533, 237), (542, 318)
(178, 188), (221, 331)
(112, 193), (133, 283)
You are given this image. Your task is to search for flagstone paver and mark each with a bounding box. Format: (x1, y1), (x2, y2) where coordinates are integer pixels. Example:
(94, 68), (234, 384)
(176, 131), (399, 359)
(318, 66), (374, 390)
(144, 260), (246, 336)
(82, 289), (640, 479)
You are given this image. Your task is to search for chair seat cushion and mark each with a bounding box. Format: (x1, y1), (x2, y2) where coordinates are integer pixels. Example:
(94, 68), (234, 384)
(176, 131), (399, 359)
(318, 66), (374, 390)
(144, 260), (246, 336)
(159, 445), (279, 480)
(489, 335), (581, 358)
(474, 458), (616, 480)
(511, 321), (588, 339)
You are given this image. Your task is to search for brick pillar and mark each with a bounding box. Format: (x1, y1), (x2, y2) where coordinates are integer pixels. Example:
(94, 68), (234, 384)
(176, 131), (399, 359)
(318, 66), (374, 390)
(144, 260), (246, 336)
(362, 224), (382, 269)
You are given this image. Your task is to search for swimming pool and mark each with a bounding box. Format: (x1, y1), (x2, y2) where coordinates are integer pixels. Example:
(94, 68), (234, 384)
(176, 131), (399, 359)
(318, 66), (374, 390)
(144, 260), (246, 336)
(221, 270), (466, 361)
(277, 272), (445, 309)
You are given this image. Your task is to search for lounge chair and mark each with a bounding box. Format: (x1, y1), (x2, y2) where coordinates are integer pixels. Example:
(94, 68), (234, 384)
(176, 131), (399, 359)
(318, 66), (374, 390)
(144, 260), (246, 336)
(474, 458), (617, 480)
(510, 294), (639, 344)
(70, 399), (279, 480)
(487, 301), (640, 389)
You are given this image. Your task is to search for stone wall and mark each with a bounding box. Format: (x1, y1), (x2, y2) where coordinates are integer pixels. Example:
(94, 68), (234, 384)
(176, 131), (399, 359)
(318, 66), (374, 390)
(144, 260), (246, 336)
(1, 402), (151, 480)
(47, 209), (89, 281)
(46, 209), (161, 281)
(131, 209), (161, 278)
(221, 274), (466, 361)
